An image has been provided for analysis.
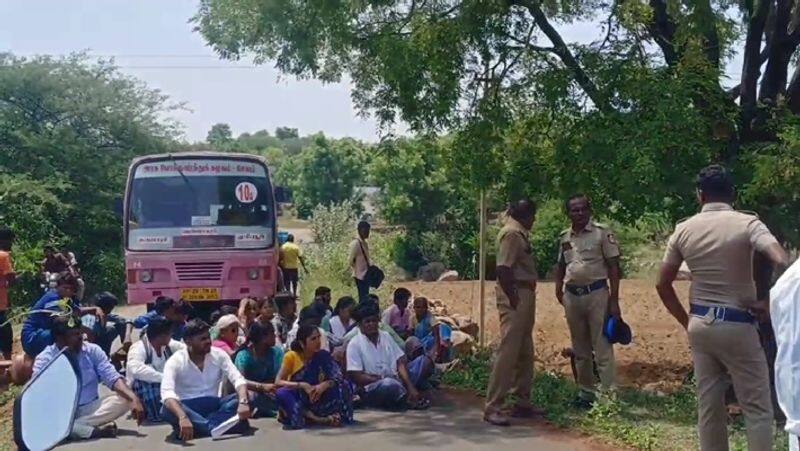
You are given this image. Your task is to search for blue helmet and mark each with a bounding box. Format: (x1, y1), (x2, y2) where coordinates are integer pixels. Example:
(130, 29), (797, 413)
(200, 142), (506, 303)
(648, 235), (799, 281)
(603, 316), (632, 345)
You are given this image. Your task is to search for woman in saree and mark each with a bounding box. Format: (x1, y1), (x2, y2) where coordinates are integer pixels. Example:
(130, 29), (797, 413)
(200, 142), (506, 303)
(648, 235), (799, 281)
(274, 324), (354, 429)
(409, 297), (453, 363)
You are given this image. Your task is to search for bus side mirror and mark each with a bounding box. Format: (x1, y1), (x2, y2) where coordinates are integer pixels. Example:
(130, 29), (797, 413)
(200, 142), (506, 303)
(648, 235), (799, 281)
(274, 187), (292, 203)
(113, 198), (123, 218)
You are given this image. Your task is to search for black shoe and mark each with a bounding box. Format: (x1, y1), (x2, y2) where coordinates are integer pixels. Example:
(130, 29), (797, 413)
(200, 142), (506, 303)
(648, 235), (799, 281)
(572, 397), (594, 410)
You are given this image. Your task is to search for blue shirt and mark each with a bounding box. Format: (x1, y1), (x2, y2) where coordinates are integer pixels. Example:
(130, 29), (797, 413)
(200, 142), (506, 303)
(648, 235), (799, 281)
(21, 291), (81, 344)
(132, 310), (185, 341)
(32, 342), (122, 406)
(234, 346), (284, 383)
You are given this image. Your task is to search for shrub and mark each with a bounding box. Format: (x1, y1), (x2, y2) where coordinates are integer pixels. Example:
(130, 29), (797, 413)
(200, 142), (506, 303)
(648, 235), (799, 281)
(300, 201), (402, 303)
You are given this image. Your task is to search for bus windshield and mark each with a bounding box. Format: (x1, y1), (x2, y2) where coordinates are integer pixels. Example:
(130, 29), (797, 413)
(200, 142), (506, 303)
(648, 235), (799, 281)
(127, 158), (274, 251)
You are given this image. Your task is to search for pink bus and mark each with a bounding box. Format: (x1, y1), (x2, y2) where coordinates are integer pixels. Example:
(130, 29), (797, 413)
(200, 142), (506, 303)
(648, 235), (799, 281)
(123, 152), (280, 310)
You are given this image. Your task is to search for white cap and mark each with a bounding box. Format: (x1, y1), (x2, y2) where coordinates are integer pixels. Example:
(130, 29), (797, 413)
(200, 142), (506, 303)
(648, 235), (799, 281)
(216, 314), (240, 330)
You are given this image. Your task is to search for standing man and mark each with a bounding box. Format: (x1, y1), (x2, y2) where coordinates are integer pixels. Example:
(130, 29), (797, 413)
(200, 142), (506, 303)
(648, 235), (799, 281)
(279, 234), (306, 296)
(656, 164), (788, 451)
(0, 228), (16, 360)
(484, 199), (540, 426)
(349, 221), (371, 304)
(555, 194), (621, 408)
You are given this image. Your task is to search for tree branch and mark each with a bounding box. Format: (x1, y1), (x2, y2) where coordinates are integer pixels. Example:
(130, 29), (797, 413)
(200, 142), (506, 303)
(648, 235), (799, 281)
(740, 0), (772, 140)
(726, 47), (772, 100)
(692, 0), (722, 68)
(759, 0), (800, 102)
(513, 0), (611, 112)
(787, 62), (800, 113)
(646, 0), (680, 66)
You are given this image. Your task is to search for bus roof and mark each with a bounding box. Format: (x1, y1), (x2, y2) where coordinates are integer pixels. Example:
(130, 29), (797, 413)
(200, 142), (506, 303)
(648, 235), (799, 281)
(130, 151), (268, 166)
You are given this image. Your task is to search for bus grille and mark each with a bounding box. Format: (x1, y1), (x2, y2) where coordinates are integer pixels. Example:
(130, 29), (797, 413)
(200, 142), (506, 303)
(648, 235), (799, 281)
(175, 262), (224, 281)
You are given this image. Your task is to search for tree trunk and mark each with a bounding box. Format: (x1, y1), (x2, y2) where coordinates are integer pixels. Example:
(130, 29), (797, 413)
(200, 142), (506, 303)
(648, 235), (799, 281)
(740, 0), (772, 141)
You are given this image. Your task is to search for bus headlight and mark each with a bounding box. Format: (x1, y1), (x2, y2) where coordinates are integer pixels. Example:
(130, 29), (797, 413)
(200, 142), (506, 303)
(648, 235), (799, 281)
(247, 269), (260, 280)
(140, 270), (153, 283)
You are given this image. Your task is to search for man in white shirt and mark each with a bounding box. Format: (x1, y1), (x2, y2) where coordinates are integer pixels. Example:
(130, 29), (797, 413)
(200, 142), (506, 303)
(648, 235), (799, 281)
(346, 302), (433, 410)
(160, 319), (252, 441)
(770, 258), (800, 450)
(126, 316), (185, 422)
(349, 221), (371, 304)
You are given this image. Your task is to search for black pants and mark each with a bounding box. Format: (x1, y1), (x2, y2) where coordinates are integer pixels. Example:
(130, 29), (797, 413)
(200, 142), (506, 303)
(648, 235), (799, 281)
(0, 311), (12, 358)
(355, 277), (370, 304)
(283, 268), (299, 295)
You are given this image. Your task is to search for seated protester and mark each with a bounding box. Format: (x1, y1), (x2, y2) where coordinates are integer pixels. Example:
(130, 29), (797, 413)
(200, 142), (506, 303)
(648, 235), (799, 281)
(256, 297), (276, 326)
(126, 316), (185, 422)
(238, 297), (258, 333)
(346, 302), (434, 410)
(409, 297), (453, 364)
(287, 305), (331, 351)
(131, 296), (189, 341)
(329, 296), (357, 342)
(272, 292), (298, 347)
(311, 286), (333, 330)
(82, 292), (134, 357)
(212, 314), (240, 357)
(275, 324), (354, 429)
(234, 321), (284, 417)
(160, 319), (253, 441)
(33, 316), (145, 439)
(382, 288), (414, 339)
(22, 272), (104, 357)
(343, 296), (405, 349)
(209, 305), (238, 341)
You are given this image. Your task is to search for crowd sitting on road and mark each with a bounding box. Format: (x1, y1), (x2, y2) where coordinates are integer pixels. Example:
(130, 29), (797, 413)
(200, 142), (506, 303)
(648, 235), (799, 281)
(5, 258), (444, 443)
(0, 163), (796, 451)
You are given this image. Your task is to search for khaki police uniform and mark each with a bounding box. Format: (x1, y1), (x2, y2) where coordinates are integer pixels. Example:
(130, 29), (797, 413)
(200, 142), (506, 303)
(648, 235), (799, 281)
(485, 217), (538, 414)
(558, 222), (619, 398)
(663, 203), (780, 451)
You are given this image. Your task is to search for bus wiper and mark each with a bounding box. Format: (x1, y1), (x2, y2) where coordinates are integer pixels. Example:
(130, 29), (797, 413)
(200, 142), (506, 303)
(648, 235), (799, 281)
(167, 153), (197, 205)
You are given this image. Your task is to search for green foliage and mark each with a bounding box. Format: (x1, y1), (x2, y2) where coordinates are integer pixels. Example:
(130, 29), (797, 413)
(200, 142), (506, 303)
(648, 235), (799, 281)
(738, 120), (800, 245)
(193, 0), (800, 254)
(529, 199), (569, 278)
(206, 122), (233, 145)
(369, 138), (450, 233)
(299, 201), (400, 303)
(442, 346), (795, 450)
(0, 53), (177, 304)
(277, 136), (368, 219)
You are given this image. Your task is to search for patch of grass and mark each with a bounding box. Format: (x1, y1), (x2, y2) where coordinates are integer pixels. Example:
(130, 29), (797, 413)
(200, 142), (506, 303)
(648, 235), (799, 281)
(0, 385), (21, 450)
(442, 347), (790, 450)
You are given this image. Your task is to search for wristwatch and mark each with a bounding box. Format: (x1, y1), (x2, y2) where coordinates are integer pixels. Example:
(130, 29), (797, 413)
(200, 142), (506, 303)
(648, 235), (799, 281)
(239, 398), (249, 405)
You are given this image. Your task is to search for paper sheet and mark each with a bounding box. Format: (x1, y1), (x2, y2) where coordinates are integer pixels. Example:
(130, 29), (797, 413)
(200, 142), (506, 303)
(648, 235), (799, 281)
(210, 408), (256, 439)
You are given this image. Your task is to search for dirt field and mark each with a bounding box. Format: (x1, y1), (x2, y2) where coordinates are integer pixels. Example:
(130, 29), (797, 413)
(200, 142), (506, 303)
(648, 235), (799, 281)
(396, 279), (693, 394)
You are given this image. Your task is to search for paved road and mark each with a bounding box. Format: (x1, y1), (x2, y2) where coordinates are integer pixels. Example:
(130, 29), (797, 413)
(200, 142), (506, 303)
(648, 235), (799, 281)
(57, 390), (601, 451)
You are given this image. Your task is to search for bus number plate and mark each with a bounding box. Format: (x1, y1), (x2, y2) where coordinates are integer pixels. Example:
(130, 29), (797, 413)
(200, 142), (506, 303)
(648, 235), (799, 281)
(180, 288), (220, 301)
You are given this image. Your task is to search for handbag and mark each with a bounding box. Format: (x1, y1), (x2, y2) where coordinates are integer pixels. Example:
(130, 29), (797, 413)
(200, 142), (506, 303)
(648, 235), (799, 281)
(358, 240), (385, 288)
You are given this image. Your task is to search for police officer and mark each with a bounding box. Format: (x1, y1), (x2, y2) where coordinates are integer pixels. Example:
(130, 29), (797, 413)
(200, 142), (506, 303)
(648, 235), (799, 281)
(656, 164), (788, 451)
(555, 194), (621, 408)
(484, 199), (543, 426)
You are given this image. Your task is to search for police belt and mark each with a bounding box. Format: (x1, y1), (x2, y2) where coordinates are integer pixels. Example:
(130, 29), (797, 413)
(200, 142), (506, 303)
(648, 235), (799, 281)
(689, 304), (754, 324)
(565, 279), (607, 296)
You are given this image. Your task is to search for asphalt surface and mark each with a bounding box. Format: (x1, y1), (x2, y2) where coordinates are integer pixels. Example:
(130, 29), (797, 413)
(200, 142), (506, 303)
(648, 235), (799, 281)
(56, 390), (601, 451)
(53, 308), (600, 450)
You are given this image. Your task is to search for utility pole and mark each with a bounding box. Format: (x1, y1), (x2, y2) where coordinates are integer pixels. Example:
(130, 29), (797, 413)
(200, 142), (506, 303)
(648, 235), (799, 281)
(478, 189), (486, 347)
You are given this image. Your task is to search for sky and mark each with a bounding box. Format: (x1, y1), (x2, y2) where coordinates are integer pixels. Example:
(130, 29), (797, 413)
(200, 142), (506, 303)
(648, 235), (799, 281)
(0, 0), (382, 142)
(1, 1), (743, 143)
